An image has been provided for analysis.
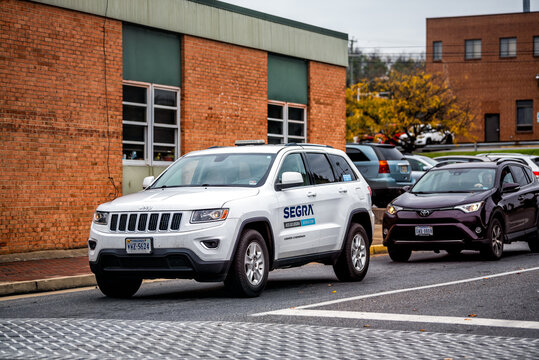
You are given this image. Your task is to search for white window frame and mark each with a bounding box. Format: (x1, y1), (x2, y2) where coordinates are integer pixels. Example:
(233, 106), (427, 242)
(465, 39), (482, 60)
(122, 80), (180, 166)
(534, 36), (539, 57)
(267, 100), (307, 144)
(433, 41), (442, 61)
(499, 37), (517, 58)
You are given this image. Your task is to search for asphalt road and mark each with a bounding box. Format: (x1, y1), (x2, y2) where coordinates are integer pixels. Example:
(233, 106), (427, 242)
(1, 242), (538, 359)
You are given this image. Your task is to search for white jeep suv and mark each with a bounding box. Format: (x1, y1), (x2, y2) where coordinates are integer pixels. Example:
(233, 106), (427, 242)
(89, 143), (374, 298)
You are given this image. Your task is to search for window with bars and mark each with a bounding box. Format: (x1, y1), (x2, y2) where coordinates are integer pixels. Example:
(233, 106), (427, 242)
(500, 37), (517, 58)
(465, 39), (481, 60)
(122, 82), (180, 165)
(267, 101), (307, 144)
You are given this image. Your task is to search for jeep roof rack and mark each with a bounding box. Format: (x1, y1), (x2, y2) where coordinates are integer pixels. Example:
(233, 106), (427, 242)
(284, 143), (333, 148)
(234, 139), (265, 146)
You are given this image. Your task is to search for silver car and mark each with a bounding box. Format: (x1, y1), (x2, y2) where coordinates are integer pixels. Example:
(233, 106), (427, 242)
(477, 153), (539, 180)
(404, 154), (438, 183)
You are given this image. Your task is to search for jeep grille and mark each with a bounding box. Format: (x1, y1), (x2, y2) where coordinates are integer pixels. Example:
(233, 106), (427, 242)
(109, 213), (182, 233)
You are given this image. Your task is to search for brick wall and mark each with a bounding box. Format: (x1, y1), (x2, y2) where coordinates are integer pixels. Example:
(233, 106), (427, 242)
(426, 12), (539, 142)
(308, 62), (347, 150)
(181, 35), (268, 153)
(0, 0), (123, 254)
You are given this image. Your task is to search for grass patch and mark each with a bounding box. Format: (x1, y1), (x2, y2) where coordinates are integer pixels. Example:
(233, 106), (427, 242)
(419, 148), (539, 158)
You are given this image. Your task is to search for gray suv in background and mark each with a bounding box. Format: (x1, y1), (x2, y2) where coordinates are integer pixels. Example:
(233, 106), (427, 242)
(346, 143), (412, 207)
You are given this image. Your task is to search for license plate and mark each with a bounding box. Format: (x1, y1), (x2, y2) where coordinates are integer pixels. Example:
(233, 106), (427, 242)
(415, 226), (433, 236)
(126, 238), (152, 254)
(400, 165), (409, 173)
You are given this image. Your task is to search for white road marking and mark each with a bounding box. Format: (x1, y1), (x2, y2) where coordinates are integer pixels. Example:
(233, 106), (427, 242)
(253, 266), (539, 329)
(261, 309), (539, 330)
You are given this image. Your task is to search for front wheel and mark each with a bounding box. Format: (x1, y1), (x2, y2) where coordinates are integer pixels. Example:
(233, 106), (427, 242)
(481, 218), (504, 260)
(96, 275), (142, 298)
(387, 244), (411, 262)
(225, 229), (269, 297)
(333, 223), (370, 281)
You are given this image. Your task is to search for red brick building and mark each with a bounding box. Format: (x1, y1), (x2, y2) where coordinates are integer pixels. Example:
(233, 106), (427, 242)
(426, 11), (539, 142)
(0, 0), (348, 254)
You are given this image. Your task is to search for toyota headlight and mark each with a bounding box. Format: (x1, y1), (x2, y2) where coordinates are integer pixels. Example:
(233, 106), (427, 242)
(93, 211), (109, 225)
(386, 204), (402, 215)
(191, 208), (229, 223)
(455, 202), (483, 213)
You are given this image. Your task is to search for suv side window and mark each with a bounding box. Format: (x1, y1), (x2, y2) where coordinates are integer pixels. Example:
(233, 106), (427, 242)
(305, 153), (336, 184)
(277, 153), (310, 186)
(524, 167), (536, 183)
(500, 166), (515, 185)
(328, 154), (357, 182)
(346, 148), (370, 162)
(407, 158), (422, 171)
(510, 165), (530, 186)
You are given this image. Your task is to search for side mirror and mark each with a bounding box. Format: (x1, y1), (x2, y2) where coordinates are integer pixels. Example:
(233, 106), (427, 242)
(401, 185), (411, 193)
(142, 176), (155, 189)
(276, 172), (304, 190)
(502, 182), (520, 193)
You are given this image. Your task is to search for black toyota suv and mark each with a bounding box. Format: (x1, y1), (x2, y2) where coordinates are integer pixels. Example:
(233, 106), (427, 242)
(383, 159), (539, 261)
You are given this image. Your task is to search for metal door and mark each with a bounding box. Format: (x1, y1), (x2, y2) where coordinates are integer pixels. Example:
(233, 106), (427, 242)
(485, 114), (500, 142)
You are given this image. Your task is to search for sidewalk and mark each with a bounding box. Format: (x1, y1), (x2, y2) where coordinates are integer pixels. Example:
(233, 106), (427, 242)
(0, 225), (386, 297)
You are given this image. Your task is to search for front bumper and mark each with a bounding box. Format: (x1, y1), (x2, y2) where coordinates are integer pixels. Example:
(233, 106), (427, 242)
(89, 248), (230, 282)
(382, 209), (490, 251)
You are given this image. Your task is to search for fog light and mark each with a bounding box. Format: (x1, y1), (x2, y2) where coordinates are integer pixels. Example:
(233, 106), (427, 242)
(201, 239), (220, 249)
(383, 228), (388, 236)
(88, 239), (97, 250)
(475, 227), (482, 234)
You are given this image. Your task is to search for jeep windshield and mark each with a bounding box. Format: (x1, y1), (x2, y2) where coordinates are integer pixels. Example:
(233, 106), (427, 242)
(150, 153), (276, 188)
(412, 168), (496, 193)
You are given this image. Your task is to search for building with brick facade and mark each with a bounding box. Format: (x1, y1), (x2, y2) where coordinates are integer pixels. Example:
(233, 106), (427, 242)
(0, 0), (348, 254)
(426, 11), (539, 143)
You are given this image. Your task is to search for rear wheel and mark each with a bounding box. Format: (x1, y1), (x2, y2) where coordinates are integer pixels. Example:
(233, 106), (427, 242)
(481, 218), (504, 260)
(96, 275), (142, 298)
(333, 223), (370, 281)
(387, 244), (411, 262)
(528, 221), (539, 253)
(225, 229), (269, 297)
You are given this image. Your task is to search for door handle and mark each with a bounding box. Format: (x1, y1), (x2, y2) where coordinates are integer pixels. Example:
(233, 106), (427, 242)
(307, 191), (317, 197)
(518, 195), (525, 201)
(338, 188), (348, 194)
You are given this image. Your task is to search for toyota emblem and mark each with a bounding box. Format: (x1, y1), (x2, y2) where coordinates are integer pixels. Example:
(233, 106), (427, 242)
(418, 210), (431, 217)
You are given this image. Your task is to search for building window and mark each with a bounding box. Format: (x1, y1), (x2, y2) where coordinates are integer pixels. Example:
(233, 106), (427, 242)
(267, 101), (307, 144)
(516, 100), (533, 132)
(465, 39), (481, 60)
(500, 37), (517, 58)
(122, 81), (180, 164)
(433, 41), (442, 61)
(534, 36), (539, 57)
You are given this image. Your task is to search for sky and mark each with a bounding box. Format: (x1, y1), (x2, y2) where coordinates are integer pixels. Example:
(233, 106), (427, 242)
(222, 0), (539, 58)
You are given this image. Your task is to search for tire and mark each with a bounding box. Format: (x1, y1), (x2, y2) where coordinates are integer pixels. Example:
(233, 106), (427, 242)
(333, 223), (370, 282)
(225, 229), (269, 297)
(96, 275), (142, 298)
(480, 218), (504, 260)
(387, 244), (412, 262)
(528, 221), (539, 253)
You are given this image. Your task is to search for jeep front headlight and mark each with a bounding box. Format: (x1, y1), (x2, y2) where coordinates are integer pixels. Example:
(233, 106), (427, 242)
(191, 208), (229, 223)
(93, 211), (109, 225)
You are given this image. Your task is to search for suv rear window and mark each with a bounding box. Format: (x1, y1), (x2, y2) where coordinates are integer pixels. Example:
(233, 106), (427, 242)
(346, 148), (370, 162)
(306, 153), (336, 184)
(374, 146), (404, 161)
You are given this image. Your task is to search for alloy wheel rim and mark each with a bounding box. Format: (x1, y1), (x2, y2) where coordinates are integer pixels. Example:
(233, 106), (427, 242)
(351, 233), (367, 271)
(491, 224), (503, 256)
(244, 242), (264, 286)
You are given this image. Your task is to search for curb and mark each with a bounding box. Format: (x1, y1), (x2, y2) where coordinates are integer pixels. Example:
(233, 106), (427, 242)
(0, 275), (96, 297)
(370, 244), (387, 255)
